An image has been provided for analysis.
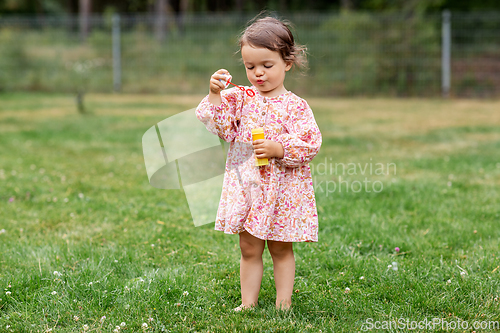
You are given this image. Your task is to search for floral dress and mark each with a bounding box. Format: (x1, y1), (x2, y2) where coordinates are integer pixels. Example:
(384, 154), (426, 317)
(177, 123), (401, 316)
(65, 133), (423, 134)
(195, 86), (322, 242)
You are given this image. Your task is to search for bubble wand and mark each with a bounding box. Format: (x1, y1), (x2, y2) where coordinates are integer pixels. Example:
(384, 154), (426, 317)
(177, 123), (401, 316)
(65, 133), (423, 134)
(220, 75), (255, 97)
(226, 80), (255, 97)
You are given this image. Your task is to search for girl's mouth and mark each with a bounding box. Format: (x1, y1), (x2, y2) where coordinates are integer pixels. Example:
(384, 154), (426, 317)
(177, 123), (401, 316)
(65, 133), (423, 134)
(256, 80), (265, 85)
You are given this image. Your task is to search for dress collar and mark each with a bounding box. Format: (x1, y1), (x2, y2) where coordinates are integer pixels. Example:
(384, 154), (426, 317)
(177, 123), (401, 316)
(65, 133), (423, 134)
(252, 88), (291, 102)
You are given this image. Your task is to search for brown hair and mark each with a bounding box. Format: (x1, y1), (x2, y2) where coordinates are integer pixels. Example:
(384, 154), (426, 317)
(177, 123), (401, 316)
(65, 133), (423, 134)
(238, 15), (308, 71)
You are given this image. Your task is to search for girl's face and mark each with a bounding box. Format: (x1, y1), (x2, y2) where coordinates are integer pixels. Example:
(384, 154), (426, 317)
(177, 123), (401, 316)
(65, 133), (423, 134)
(241, 44), (292, 98)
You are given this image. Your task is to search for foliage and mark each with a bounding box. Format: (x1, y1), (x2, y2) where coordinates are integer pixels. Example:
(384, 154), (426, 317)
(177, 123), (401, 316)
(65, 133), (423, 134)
(0, 12), (499, 97)
(320, 11), (441, 96)
(2, 0), (500, 14)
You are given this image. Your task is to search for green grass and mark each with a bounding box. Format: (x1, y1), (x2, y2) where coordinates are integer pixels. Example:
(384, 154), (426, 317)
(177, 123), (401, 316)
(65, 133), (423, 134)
(1, 93), (500, 332)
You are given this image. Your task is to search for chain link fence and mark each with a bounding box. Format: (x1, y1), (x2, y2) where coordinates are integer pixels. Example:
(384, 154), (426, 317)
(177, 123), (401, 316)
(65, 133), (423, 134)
(0, 11), (499, 97)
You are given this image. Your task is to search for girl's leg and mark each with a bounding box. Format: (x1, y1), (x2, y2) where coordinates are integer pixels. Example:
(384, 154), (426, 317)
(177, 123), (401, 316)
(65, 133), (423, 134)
(238, 230), (265, 308)
(267, 240), (295, 310)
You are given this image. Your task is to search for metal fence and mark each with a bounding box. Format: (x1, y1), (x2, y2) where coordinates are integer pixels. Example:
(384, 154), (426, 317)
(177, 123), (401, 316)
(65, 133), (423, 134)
(0, 11), (499, 97)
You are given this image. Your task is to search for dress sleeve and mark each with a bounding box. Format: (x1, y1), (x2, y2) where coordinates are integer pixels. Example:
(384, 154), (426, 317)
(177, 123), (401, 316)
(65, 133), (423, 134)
(195, 87), (244, 142)
(274, 98), (322, 168)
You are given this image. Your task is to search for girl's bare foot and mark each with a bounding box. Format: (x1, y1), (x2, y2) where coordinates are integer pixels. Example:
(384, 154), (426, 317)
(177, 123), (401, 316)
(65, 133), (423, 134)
(233, 303), (256, 312)
(276, 302), (291, 311)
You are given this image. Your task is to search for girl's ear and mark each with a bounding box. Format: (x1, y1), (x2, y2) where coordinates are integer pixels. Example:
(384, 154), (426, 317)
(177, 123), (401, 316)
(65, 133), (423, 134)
(285, 61), (293, 72)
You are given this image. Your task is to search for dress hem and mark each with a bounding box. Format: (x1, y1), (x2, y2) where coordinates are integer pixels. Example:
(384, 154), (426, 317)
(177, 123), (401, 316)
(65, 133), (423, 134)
(214, 226), (318, 243)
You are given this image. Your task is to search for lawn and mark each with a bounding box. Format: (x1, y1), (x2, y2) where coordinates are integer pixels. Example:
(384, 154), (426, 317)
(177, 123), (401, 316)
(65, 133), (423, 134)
(0, 93), (499, 332)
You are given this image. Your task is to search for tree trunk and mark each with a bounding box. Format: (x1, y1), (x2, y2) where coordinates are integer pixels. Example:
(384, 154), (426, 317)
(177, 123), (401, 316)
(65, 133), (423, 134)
(155, 0), (167, 42)
(79, 0), (91, 42)
(76, 90), (86, 114)
(177, 0), (189, 36)
(340, 0), (354, 11)
(235, 0), (243, 12)
(279, 0), (287, 12)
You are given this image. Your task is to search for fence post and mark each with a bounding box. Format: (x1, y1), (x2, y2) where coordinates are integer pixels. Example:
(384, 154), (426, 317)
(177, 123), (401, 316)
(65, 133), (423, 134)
(112, 14), (121, 92)
(442, 10), (451, 98)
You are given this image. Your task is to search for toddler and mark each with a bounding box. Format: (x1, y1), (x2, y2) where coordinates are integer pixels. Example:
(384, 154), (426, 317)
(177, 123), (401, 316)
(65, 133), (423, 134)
(195, 15), (322, 311)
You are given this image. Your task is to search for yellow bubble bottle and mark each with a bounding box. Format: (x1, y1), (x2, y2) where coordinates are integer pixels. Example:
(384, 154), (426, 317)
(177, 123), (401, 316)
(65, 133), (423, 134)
(251, 128), (269, 166)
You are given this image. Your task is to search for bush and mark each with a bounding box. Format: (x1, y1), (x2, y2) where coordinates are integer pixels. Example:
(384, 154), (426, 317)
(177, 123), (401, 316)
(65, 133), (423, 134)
(320, 11), (441, 96)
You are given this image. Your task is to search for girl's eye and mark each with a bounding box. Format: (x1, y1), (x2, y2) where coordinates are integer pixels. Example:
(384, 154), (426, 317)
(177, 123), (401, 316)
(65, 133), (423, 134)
(264, 65), (273, 68)
(246, 66), (254, 70)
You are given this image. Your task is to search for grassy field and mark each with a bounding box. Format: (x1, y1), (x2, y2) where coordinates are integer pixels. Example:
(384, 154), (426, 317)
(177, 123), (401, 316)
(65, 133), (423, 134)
(0, 93), (499, 332)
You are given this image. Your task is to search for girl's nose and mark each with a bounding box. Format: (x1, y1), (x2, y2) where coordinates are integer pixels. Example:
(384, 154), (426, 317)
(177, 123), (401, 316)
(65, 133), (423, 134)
(255, 68), (264, 76)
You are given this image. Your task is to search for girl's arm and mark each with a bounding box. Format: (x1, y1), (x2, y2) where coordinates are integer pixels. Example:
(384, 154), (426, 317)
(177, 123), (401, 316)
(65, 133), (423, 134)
(195, 71), (243, 142)
(274, 99), (322, 168)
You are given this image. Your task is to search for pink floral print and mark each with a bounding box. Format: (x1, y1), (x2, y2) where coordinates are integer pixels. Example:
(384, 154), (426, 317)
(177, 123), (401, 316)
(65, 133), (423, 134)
(196, 86), (322, 242)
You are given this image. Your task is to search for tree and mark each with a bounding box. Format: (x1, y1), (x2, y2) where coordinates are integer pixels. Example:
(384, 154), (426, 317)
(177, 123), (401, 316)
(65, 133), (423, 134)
(155, 0), (168, 42)
(341, 0), (354, 11)
(79, 0), (91, 42)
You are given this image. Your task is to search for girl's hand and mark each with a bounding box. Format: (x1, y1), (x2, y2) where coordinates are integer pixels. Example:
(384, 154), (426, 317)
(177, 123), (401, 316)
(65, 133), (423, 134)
(209, 69), (230, 106)
(252, 139), (284, 159)
(209, 69), (230, 95)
